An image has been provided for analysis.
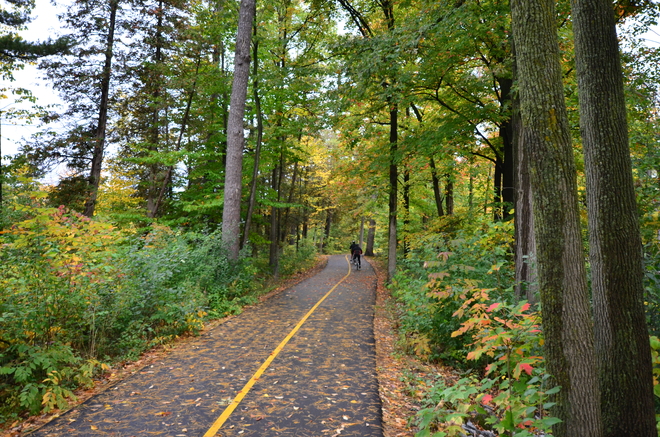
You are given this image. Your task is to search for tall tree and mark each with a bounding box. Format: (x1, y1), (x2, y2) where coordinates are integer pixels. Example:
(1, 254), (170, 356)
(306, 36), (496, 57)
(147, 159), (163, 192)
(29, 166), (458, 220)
(511, 0), (602, 435)
(241, 17), (263, 250)
(83, 0), (119, 217)
(571, 0), (656, 434)
(221, 0), (256, 259)
(27, 0), (126, 213)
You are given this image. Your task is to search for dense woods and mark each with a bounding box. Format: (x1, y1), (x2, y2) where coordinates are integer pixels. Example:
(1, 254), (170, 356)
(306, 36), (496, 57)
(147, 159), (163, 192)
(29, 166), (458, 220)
(1, 0), (660, 434)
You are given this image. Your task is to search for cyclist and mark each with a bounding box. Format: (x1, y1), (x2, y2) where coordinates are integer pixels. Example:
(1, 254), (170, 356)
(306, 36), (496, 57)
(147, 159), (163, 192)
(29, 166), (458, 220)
(349, 241), (362, 269)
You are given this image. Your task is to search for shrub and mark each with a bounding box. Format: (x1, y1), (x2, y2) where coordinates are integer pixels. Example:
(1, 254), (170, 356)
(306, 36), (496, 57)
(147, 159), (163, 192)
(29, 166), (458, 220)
(415, 295), (560, 437)
(0, 206), (263, 422)
(390, 217), (515, 364)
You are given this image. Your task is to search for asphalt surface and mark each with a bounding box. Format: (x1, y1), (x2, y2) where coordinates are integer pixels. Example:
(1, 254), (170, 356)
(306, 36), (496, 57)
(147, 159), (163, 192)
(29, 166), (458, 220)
(29, 255), (382, 437)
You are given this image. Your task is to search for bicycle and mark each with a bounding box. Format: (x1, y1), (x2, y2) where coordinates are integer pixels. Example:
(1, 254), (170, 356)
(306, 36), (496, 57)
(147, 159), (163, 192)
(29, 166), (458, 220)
(351, 251), (362, 270)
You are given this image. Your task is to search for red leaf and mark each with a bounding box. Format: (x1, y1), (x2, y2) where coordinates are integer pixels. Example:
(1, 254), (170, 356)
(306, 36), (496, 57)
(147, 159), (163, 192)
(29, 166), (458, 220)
(519, 363), (533, 375)
(521, 303), (531, 312)
(482, 394), (493, 404)
(487, 303), (500, 312)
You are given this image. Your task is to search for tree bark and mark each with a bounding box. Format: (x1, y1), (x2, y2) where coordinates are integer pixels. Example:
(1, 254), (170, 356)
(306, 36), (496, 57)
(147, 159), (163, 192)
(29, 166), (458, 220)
(323, 208), (333, 253)
(145, 0), (165, 219)
(387, 102), (398, 281)
(444, 173), (454, 215)
(281, 160), (299, 243)
(511, 40), (537, 303)
(403, 165), (410, 256)
(511, 0), (602, 435)
(365, 218), (376, 256)
(429, 157), (444, 217)
(241, 19), (263, 250)
(222, 0), (256, 259)
(513, 100), (537, 303)
(83, 0), (119, 217)
(571, 0), (656, 434)
(359, 216), (365, 247)
(269, 153), (284, 271)
(499, 75), (515, 221)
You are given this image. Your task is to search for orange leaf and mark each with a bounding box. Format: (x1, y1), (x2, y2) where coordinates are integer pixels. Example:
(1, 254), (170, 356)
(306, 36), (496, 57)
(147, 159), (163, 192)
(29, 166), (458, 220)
(487, 303), (500, 312)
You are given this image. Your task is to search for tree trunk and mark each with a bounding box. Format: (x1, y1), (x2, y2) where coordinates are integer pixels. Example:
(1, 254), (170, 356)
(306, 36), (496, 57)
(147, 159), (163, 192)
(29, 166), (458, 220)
(269, 154), (284, 271)
(387, 102), (398, 281)
(498, 75), (515, 221)
(323, 209), (333, 253)
(83, 0), (119, 218)
(468, 158), (474, 211)
(513, 100), (537, 304)
(444, 173), (454, 215)
(359, 216), (365, 247)
(403, 165), (410, 256)
(511, 0), (602, 435)
(281, 160), (299, 243)
(269, 201), (280, 276)
(365, 218), (376, 256)
(429, 157), (444, 217)
(152, 58), (200, 219)
(512, 40), (537, 303)
(145, 0), (165, 219)
(241, 19), (263, 250)
(571, 0), (656, 434)
(493, 158), (502, 220)
(222, 0), (256, 259)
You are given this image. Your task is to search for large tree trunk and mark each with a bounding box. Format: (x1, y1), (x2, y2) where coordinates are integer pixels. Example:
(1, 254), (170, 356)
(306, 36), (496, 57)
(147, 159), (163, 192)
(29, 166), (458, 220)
(498, 75), (515, 221)
(511, 0), (602, 436)
(511, 40), (537, 303)
(83, 0), (119, 217)
(359, 216), (365, 247)
(513, 97), (537, 303)
(222, 0), (256, 259)
(241, 20), (263, 250)
(365, 218), (376, 256)
(387, 103), (398, 280)
(571, 0), (656, 434)
(145, 0), (165, 219)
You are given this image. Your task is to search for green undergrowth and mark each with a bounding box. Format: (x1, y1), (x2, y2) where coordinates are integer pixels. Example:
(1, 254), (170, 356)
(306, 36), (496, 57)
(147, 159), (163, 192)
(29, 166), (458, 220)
(390, 216), (561, 436)
(0, 202), (318, 425)
(392, 215), (660, 435)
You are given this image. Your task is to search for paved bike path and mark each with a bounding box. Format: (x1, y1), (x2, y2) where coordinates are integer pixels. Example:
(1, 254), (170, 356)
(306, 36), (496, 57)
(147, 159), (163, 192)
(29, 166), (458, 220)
(30, 255), (381, 437)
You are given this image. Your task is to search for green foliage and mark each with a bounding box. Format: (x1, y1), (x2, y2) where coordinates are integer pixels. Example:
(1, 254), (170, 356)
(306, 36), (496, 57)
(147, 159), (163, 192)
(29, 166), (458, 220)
(0, 202), (266, 422)
(278, 239), (320, 277)
(644, 243), (660, 337)
(415, 296), (560, 437)
(390, 216), (515, 364)
(387, 215), (560, 435)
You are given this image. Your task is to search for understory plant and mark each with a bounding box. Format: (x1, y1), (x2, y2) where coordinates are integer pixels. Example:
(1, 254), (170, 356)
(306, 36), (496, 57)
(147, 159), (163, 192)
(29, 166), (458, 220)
(415, 293), (561, 436)
(0, 203), (267, 422)
(391, 216), (515, 364)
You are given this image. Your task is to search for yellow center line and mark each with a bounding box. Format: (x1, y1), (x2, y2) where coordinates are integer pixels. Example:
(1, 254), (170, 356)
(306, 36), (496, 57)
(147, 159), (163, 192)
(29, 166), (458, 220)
(203, 256), (352, 437)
